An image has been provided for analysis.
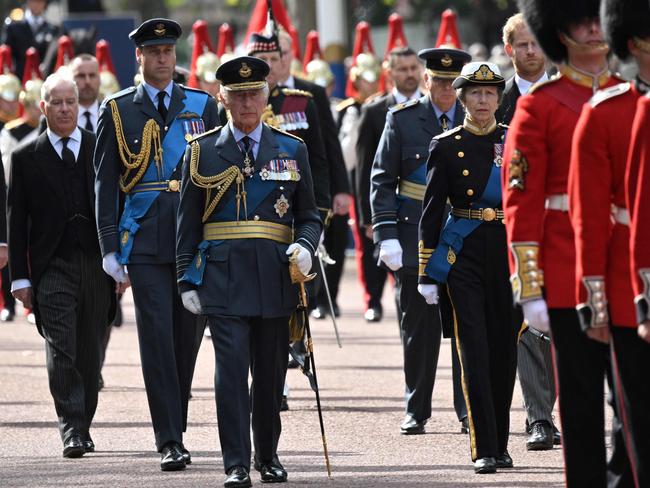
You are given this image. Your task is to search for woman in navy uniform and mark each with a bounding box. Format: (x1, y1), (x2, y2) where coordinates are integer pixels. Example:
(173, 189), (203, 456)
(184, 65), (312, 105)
(417, 62), (520, 474)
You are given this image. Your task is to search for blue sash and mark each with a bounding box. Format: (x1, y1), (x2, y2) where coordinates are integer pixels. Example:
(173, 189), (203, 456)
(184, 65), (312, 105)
(117, 91), (209, 264)
(424, 161), (502, 283)
(181, 130), (299, 285)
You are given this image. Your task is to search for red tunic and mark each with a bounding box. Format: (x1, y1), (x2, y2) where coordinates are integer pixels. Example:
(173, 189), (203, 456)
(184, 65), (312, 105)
(502, 67), (621, 309)
(568, 83), (640, 328)
(626, 94), (650, 301)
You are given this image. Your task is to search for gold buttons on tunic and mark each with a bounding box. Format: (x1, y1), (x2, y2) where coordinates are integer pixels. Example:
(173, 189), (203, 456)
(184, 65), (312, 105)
(466, 189), (474, 196)
(462, 169), (469, 176)
(458, 151), (465, 158)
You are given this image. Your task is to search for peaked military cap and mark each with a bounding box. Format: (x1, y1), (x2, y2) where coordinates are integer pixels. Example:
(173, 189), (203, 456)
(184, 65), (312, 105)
(418, 48), (471, 79)
(248, 32), (281, 55)
(129, 18), (182, 47)
(452, 61), (506, 89)
(216, 56), (270, 91)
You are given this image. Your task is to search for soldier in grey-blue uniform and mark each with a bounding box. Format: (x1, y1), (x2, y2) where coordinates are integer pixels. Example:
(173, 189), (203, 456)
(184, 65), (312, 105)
(176, 57), (321, 488)
(94, 18), (219, 471)
(370, 48), (471, 435)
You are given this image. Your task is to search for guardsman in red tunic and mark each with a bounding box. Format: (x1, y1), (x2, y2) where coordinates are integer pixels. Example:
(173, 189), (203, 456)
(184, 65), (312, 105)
(503, 1), (629, 485)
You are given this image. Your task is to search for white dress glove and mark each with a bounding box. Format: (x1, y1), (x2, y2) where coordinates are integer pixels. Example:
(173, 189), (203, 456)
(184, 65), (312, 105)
(379, 239), (403, 271)
(102, 252), (127, 283)
(286, 243), (312, 275)
(181, 290), (202, 315)
(522, 298), (550, 334)
(417, 284), (440, 305)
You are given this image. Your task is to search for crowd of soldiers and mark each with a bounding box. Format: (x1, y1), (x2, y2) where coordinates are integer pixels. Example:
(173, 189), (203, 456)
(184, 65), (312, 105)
(0, 0), (648, 486)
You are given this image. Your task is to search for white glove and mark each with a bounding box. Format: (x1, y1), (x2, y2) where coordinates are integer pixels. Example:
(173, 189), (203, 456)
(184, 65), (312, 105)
(102, 252), (127, 283)
(417, 284), (439, 305)
(523, 298), (550, 334)
(181, 290), (202, 315)
(286, 243), (312, 275)
(379, 239), (403, 271)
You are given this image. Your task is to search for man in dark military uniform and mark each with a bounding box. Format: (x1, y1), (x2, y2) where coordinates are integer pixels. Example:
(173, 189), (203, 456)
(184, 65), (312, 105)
(176, 56), (321, 488)
(371, 48), (469, 435)
(94, 18), (219, 471)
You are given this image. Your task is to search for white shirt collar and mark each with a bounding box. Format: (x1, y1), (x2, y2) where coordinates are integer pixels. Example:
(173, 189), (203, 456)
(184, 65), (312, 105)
(228, 121), (263, 158)
(392, 87), (420, 104)
(281, 75), (295, 89)
(46, 127), (82, 158)
(514, 72), (548, 96)
(78, 100), (99, 126)
(24, 9), (43, 30)
(142, 80), (174, 104)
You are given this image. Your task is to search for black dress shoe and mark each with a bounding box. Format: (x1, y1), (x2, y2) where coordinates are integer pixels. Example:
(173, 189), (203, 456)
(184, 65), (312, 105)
(254, 457), (288, 483)
(474, 457), (497, 474)
(526, 420), (554, 451)
(364, 307), (382, 322)
(553, 425), (561, 445)
(280, 395), (289, 411)
(496, 451), (513, 468)
(332, 303), (340, 318)
(225, 465), (252, 488)
(160, 442), (186, 471)
(83, 434), (95, 453)
(180, 444), (191, 465)
(400, 415), (426, 435)
(63, 434), (85, 458)
(460, 417), (469, 434)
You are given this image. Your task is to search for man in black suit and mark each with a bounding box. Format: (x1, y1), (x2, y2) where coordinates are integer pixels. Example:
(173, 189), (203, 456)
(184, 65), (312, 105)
(94, 19), (219, 471)
(1, 0), (62, 81)
(355, 47), (422, 322)
(7, 72), (113, 458)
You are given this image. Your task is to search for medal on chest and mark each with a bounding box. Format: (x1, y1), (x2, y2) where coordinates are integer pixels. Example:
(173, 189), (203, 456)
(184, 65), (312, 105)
(493, 143), (504, 167)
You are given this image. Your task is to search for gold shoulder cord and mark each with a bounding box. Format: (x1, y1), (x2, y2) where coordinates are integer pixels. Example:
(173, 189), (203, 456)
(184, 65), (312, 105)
(109, 100), (163, 193)
(189, 140), (248, 223)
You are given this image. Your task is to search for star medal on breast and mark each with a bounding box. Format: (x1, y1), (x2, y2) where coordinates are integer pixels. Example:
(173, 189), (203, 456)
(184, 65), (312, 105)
(274, 194), (290, 218)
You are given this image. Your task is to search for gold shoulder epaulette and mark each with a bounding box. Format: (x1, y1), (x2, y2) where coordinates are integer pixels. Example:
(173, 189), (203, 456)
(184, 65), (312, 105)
(191, 126), (222, 142)
(3, 118), (23, 130)
(269, 124), (304, 142)
(390, 98), (419, 113)
(589, 82), (631, 107)
(364, 90), (385, 104)
(336, 97), (356, 112)
(433, 125), (462, 140)
(529, 74), (561, 94)
(282, 88), (313, 98)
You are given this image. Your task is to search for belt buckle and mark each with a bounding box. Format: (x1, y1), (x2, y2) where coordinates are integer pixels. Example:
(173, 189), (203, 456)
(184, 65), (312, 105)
(481, 208), (496, 222)
(166, 179), (180, 192)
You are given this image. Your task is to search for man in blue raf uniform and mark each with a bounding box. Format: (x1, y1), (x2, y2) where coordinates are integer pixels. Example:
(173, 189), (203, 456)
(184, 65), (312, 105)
(94, 18), (219, 471)
(177, 56), (321, 488)
(370, 48), (470, 435)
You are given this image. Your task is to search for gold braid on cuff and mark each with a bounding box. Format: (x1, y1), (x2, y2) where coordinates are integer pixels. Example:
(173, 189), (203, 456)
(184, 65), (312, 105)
(510, 242), (544, 303)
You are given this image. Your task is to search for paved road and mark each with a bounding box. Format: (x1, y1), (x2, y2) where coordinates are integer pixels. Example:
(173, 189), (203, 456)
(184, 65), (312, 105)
(0, 258), (578, 487)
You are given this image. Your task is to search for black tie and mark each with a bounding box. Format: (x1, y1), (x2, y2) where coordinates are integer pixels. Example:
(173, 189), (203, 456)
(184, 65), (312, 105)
(242, 136), (254, 161)
(83, 111), (93, 131)
(157, 91), (168, 120)
(61, 137), (76, 169)
(440, 114), (449, 132)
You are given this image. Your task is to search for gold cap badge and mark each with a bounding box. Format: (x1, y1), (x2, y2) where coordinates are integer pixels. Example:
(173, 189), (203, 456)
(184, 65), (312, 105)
(239, 62), (252, 78)
(154, 23), (166, 37)
(441, 54), (453, 68)
(474, 64), (495, 81)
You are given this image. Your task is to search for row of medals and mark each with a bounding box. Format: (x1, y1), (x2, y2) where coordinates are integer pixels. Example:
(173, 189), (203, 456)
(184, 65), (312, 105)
(242, 151), (289, 218)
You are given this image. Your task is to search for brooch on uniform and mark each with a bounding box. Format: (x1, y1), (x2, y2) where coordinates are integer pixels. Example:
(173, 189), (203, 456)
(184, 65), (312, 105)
(493, 143), (504, 167)
(260, 159), (301, 181)
(182, 118), (206, 142)
(274, 194), (290, 218)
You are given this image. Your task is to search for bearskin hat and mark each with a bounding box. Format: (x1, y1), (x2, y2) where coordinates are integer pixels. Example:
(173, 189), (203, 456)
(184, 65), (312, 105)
(602, 0), (650, 60)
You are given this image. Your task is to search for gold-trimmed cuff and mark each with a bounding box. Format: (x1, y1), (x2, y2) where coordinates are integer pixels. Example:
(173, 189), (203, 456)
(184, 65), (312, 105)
(510, 242), (544, 303)
(576, 276), (609, 329)
(419, 240), (434, 277)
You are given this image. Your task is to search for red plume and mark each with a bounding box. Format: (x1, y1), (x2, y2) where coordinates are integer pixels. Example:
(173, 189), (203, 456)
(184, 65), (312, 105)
(346, 21), (375, 99)
(289, 25), (301, 60)
(22, 47), (42, 85)
(55, 35), (75, 71)
(244, 0), (297, 44)
(380, 13), (410, 92)
(0, 45), (13, 74)
(435, 9), (462, 49)
(217, 23), (235, 57)
(302, 30), (323, 71)
(96, 39), (117, 75)
(188, 20), (214, 89)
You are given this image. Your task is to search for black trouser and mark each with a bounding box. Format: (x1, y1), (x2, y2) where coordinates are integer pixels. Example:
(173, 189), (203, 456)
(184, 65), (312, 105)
(1, 265), (15, 313)
(36, 252), (110, 443)
(315, 213), (349, 310)
(351, 205), (386, 311)
(549, 309), (632, 488)
(446, 225), (519, 461)
(208, 315), (289, 472)
(610, 326), (650, 487)
(128, 263), (199, 451)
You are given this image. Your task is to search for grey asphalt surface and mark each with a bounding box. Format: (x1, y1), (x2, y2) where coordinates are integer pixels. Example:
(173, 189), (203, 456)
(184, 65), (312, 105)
(0, 257), (590, 487)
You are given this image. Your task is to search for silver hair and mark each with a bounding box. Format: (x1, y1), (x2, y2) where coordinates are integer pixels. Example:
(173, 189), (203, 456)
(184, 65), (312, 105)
(41, 71), (79, 103)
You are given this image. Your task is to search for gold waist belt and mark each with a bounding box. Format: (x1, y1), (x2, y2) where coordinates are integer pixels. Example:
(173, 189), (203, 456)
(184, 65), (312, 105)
(398, 180), (426, 201)
(451, 207), (505, 222)
(203, 220), (293, 244)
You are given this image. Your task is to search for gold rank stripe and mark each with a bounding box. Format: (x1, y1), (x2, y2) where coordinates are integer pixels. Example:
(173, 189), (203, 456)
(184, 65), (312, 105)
(398, 180), (426, 201)
(203, 220), (293, 244)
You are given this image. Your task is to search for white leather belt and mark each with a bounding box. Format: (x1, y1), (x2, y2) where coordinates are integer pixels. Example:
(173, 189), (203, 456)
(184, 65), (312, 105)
(612, 205), (630, 226)
(545, 194), (569, 212)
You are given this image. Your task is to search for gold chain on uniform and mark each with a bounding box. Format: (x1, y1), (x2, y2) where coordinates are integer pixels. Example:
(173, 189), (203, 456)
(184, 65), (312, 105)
(109, 99), (163, 193)
(189, 140), (248, 223)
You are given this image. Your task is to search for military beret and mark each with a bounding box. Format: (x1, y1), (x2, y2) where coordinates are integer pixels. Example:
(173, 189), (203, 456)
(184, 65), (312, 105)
(452, 61), (505, 89)
(129, 18), (182, 47)
(216, 56), (270, 91)
(418, 48), (471, 79)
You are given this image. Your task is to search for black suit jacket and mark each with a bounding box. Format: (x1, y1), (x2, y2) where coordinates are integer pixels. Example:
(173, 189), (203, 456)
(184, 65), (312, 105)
(7, 129), (99, 287)
(496, 77), (521, 125)
(1, 19), (61, 80)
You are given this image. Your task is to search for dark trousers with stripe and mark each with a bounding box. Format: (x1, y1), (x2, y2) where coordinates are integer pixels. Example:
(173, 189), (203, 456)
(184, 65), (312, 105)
(36, 251), (110, 443)
(207, 315), (289, 472)
(315, 213), (349, 310)
(128, 263), (199, 451)
(446, 225), (519, 461)
(549, 309), (633, 488)
(518, 328), (556, 425)
(610, 326), (650, 488)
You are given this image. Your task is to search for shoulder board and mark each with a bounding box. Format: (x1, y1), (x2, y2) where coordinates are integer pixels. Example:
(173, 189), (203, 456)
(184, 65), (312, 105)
(191, 126), (222, 142)
(104, 86), (137, 102)
(269, 124), (305, 142)
(389, 98), (419, 113)
(336, 97), (356, 112)
(180, 84), (210, 95)
(528, 74), (562, 94)
(281, 88), (313, 98)
(4, 118), (23, 130)
(433, 125), (462, 140)
(364, 91), (385, 104)
(589, 82), (631, 107)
